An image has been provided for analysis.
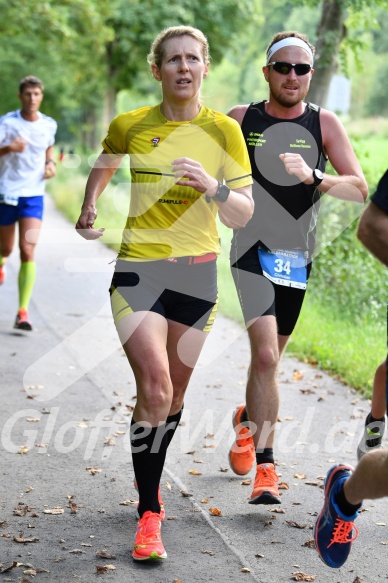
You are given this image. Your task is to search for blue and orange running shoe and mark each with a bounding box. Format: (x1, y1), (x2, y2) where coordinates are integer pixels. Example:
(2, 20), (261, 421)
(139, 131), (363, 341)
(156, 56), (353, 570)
(314, 464), (359, 568)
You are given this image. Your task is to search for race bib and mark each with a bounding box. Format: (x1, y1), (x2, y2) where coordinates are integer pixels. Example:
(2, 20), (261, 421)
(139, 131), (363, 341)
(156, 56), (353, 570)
(258, 248), (308, 289)
(0, 193), (19, 206)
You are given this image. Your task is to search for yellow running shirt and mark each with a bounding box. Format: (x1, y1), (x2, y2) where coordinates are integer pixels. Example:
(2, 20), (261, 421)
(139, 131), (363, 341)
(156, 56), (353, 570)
(102, 104), (252, 260)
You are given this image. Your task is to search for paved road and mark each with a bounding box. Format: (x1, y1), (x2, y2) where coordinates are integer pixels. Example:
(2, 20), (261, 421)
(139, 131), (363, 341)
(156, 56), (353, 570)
(1, 196), (387, 583)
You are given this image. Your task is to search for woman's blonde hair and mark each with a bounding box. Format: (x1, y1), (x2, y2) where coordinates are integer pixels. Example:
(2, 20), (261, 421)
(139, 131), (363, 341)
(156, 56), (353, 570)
(147, 25), (210, 69)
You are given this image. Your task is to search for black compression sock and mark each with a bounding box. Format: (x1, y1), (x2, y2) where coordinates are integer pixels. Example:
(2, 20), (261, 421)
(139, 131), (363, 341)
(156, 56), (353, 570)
(255, 447), (274, 466)
(165, 406), (184, 449)
(130, 419), (168, 517)
(335, 481), (362, 518)
(366, 412), (385, 428)
(240, 406), (249, 424)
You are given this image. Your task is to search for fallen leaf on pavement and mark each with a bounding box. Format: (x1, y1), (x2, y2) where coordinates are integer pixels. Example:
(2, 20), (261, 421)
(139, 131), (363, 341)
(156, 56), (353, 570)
(293, 371), (304, 381)
(119, 499), (137, 506)
(188, 470), (202, 475)
(294, 474), (306, 480)
(68, 549), (86, 554)
(278, 482), (289, 490)
(302, 540), (315, 548)
(96, 550), (116, 559)
(43, 508), (64, 515)
(286, 521), (307, 529)
(18, 446), (30, 455)
(69, 502), (78, 514)
(165, 481), (172, 491)
(269, 508), (285, 513)
(86, 467), (101, 475)
(104, 437), (116, 446)
(241, 567), (251, 572)
(180, 490), (193, 497)
(96, 564), (116, 574)
(209, 508), (222, 516)
(241, 479), (251, 486)
(13, 504), (34, 516)
(13, 534), (39, 543)
(202, 549), (214, 556)
(0, 561), (20, 573)
(219, 467), (229, 472)
(292, 572), (316, 581)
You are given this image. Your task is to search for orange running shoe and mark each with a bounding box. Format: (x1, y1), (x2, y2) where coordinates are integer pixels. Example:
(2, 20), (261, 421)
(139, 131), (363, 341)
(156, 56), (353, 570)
(14, 308), (33, 331)
(228, 405), (255, 475)
(134, 482), (165, 521)
(132, 511), (167, 561)
(249, 463), (281, 505)
(0, 263), (6, 285)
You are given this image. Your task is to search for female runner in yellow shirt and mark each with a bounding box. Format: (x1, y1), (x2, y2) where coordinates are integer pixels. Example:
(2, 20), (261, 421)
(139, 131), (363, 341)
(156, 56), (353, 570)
(76, 25), (253, 561)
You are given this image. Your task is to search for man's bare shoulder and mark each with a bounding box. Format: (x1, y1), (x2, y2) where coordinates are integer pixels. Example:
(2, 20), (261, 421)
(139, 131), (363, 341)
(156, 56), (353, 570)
(318, 107), (344, 128)
(226, 104), (250, 126)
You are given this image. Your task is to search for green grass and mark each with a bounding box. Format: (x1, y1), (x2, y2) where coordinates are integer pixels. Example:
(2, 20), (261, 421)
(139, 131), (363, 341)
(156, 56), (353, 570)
(287, 298), (384, 399)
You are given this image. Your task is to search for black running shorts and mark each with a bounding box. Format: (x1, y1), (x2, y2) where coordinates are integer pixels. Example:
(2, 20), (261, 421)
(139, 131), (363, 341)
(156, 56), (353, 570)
(231, 245), (312, 336)
(110, 258), (218, 332)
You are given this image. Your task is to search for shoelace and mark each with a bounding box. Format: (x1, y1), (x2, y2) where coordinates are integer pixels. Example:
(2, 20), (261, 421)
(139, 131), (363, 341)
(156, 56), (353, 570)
(236, 427), (254, 450)
(254, 466), (278, 487)
(135, 512), (162, 545)
(327, 516), (359, 548)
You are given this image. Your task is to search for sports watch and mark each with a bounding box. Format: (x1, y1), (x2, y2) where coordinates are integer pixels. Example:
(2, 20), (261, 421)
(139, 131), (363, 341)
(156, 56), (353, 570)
(214, 181), (231, 203)
(312, 168), (324, 188)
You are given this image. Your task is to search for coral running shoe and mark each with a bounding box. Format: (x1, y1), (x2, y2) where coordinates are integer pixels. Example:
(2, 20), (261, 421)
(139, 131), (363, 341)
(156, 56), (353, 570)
(134, 482), (165, 521)
(14, 308), (33, 331)
(249, 463), (281, 505)
(0, 263), (5, 285)
(132, 511), (167, 561)
(314, 464), (359, 568)
(228, 405), (255, 475)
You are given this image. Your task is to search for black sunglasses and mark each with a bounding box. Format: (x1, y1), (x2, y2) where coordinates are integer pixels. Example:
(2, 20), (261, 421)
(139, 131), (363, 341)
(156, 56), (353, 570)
(267, 62), (312, 76)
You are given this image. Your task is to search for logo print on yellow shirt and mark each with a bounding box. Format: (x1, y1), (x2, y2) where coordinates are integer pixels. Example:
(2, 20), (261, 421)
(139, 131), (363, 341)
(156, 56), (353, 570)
(151, 137), (160, 147)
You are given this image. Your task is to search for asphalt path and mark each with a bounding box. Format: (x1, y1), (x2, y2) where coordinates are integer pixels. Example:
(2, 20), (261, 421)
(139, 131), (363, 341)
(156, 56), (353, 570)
(0, 195), (387, 583)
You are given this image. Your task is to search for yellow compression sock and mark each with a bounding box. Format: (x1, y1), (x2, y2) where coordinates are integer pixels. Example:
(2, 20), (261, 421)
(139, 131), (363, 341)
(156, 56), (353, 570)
(18, 261), (36, 310)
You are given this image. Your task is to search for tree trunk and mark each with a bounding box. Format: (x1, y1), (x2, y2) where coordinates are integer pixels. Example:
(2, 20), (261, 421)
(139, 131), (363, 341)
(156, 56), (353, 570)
(102, 85), (117, 134)
(308, 0), (346, 107)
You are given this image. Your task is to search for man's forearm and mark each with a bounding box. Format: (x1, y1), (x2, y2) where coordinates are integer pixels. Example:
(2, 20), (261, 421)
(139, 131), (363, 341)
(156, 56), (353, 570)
(357, 202), (388, 267)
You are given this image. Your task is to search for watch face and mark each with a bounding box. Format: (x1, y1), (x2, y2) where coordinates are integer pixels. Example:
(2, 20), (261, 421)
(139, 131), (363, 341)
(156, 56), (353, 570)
(315, 169), (324, 180)
(216, 184), (230, 202)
